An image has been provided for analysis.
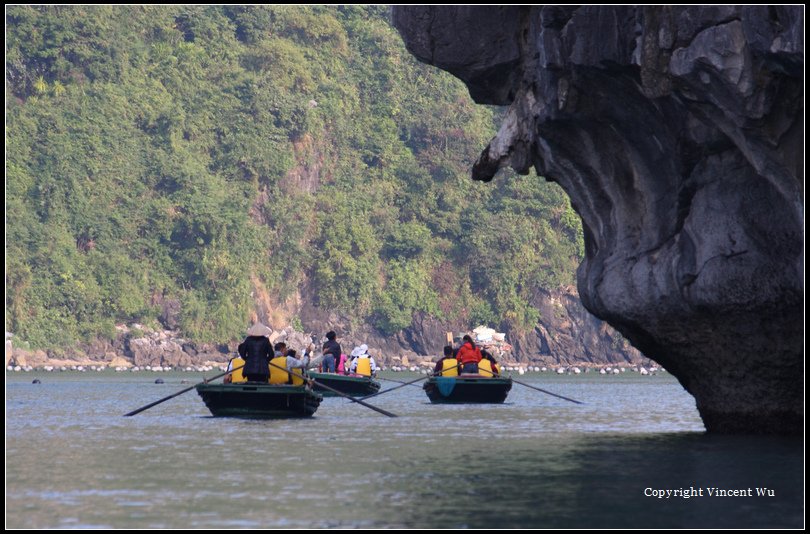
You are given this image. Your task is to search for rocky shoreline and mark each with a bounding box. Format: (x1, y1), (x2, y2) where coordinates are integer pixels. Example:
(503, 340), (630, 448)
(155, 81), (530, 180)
(6, 288), (651, 372)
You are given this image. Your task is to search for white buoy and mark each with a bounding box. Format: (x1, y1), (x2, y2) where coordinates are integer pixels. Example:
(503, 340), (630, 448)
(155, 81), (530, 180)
(556, 367), (565, 374)
(599, 369), (606, 374)
(573, 367), (581, 374)
(613, 368), (620, 374)
(13, 366), (22, 372)
(518, 367), (526, 375)
(541, 367), (547, 372)
(640, 368), (649, 375)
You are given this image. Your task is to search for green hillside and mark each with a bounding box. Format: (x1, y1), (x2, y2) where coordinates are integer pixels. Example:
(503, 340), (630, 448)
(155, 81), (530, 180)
(6, 6), (583, 349)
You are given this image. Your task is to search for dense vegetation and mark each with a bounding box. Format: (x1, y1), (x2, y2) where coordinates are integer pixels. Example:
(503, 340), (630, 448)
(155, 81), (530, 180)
(6, 6), (583, 349)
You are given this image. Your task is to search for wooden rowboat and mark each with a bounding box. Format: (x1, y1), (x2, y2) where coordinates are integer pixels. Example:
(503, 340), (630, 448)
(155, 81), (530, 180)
(307, 372), (381, 397)
(423, 374), (512, 404)
(196, 382), (322, 418)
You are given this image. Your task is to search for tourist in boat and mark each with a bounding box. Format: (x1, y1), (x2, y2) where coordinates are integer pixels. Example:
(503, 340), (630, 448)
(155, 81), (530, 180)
(321, 331), (341, 373)
(455, 334), (482, 374)
(434, 345), (459, 376)
(285, 346), (311, 373)
(346, 345), (362, 372)
(337, 352), (348, 374)
(274, 342), (287, 357)
(349, 344), (378, 377)
(238, 323), (274, 382)
(479, 348), (500, 376)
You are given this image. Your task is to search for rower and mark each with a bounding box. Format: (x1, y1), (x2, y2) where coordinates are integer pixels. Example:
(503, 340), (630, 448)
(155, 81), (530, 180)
(479, 349), (500, 377)
(434, 346), (459, 377)
(269, 345), (312, 385)
(224, 355), (247, 384)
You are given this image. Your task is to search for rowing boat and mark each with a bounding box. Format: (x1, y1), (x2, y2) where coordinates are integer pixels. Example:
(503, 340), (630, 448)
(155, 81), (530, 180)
(196, 382), (322, 418)
(423, 374), (512, 404)
(307, 372), (381, 397)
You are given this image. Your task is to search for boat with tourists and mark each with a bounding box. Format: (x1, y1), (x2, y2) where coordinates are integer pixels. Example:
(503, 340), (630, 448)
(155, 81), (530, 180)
(307, 371), (381, 397)
(196, 382), (322, 418)
(195, 352), (322, 418)
(423, 374), (513, 403)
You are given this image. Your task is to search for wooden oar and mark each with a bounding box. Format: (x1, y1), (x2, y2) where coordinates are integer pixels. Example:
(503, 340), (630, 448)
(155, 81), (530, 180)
(478, 365), (584, 404)
(377, 375), (427, 389)
(268, 361), (398, 418)
(359, 374), (430, 400)
(124, 363), (244, 416)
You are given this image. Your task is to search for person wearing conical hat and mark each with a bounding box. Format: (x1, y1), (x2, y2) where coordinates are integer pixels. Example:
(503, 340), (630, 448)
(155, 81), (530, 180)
(238, 323), (273, 382)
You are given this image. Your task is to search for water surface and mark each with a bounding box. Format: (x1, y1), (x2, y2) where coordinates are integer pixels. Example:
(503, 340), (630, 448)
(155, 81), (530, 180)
(6, 372), (803, 528)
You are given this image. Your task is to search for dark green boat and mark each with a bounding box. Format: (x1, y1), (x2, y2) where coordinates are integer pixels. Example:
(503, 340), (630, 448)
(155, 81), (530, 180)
(196, 382), (322, 418)
(423, 375), (513, 404)
(308, 372), (381, 397)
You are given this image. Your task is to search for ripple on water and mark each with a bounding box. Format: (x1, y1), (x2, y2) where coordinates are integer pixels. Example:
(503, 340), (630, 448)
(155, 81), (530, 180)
(5, 373), (801, 528)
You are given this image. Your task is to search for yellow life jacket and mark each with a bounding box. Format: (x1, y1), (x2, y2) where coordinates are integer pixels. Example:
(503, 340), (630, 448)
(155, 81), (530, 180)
(290, 367), (306, 386)
(229, 357), (247, 383)
(478, 359), (494, 377)
(355, 357), (372, 377)
(440, 358), (459, 377)
(268, 356), (290, 384)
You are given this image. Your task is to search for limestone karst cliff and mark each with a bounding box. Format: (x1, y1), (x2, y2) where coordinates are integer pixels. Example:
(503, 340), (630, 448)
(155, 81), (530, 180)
(393, 6), (804, 434)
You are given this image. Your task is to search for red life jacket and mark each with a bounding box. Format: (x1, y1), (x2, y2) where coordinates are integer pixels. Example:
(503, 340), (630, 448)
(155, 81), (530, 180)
(456, 342), (482, 365)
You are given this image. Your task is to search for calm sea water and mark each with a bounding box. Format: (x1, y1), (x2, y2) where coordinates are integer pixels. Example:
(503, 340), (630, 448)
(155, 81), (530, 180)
(6, 371), (803, 528)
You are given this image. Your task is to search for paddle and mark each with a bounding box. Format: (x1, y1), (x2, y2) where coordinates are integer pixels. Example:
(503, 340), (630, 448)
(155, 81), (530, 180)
(359, 373), (431, 400)
(478, 365), (584, 405)
(268, 360), (398, 418)
(377, 375), (428, 389)
(124, 363), (245, 416)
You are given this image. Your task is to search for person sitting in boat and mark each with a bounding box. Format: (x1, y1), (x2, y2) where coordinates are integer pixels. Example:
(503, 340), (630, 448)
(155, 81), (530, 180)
(349, 344), (378, 377)
(223, 355), (243, 384)
(455, 334), (482, 375)
(238, 323), (274, 382)
(269, 345), (313, 385)
(336, 352), (348, 375)
(321, 331), (341, 373)
(286, 347), (311, 377)
(479, 348), (500, 377)
(274, 342), (287, 357)
(346, 345), (362, 371)
(434, 345), (460, 376)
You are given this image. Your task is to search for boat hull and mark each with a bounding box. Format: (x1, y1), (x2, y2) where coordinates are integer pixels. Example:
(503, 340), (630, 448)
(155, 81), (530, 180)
(196, 383), (322, 418)
(423, 375), (512, 404)
(308, 372), (381, 397)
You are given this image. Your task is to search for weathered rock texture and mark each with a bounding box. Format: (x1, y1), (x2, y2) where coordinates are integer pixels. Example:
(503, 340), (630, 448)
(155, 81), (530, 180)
(393, 6), (803, 434)
(298, 287), (644, 367)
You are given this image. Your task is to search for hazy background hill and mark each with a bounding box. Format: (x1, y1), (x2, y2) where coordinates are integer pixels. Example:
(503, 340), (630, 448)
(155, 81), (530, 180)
(7, 6), (638, 365)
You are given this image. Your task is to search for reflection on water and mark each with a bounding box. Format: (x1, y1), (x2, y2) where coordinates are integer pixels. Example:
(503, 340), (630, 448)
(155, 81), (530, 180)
(5, 372), (803, 528)
(385, 433), (803, 528)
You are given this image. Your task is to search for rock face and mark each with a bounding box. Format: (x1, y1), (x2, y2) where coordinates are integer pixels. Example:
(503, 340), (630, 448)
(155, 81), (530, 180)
(298, 287), (643, 366)
(512, 287), (646, 367)
(393, 6), (803, 434)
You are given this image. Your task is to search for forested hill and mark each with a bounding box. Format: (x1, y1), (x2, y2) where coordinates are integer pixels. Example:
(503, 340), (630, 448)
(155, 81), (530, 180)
(6, 5), (583, 351)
